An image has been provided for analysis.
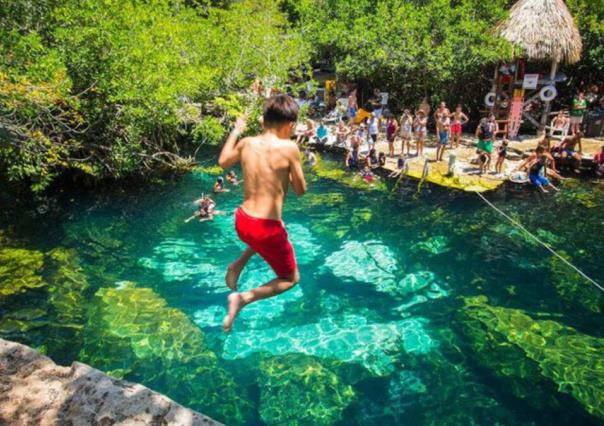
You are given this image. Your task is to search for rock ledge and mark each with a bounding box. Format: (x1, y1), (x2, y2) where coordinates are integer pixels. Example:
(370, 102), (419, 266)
(0, 338), (221, 426)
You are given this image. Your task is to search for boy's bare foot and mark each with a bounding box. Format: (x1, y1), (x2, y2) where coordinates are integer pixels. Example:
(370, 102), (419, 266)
(225, 263), (242, 291)
(223, 292), (245, 333)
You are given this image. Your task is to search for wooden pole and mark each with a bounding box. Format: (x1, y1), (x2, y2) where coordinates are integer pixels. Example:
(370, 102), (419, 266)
(540, 60), (558, 132)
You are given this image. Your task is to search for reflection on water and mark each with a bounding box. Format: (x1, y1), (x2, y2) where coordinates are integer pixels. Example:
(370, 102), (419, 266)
(1, 153), (603, 425)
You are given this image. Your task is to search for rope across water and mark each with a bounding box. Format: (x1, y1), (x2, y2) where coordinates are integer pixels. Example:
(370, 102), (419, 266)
(475, 190), (604, 294)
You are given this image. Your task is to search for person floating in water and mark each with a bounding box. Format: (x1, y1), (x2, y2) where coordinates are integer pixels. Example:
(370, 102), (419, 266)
(226, 170), (240, 185)
(213, 176), (230, 193)
(185, 195), (216, 222)
(218, 95), (306, 332)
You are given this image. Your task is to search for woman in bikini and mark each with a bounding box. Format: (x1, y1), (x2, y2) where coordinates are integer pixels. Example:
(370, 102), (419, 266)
(413, 109), (428, 157)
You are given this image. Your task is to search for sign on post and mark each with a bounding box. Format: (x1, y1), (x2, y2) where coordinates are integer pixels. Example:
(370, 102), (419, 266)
(522, 74), (539, 90)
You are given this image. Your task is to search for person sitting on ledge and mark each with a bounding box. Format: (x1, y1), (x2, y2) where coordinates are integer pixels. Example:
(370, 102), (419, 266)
(558, 132), (583, 174)
(366, 148), (379, 169)
(346, 145), (360, 170)
(388, 153), (407, 178)
(528, 154), (559, 193)
(316, 120), (329, 144)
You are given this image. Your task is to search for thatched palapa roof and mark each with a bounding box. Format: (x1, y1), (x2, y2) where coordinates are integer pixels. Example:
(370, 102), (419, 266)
(496, 0), (582, 64)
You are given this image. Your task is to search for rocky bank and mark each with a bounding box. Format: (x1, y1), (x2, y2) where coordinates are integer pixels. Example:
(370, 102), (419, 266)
(0, 339), (221, 426)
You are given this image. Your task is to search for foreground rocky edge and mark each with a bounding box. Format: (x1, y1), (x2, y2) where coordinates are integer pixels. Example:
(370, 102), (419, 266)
(0, 339), (221, 426)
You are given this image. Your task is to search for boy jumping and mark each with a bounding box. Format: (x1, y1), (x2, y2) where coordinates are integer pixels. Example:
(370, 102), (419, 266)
(218, 95), (307, 332)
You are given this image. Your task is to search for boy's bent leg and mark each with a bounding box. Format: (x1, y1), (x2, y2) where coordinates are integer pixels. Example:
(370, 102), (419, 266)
(223, 269), (300, 332)
(225, 247), (255, 291)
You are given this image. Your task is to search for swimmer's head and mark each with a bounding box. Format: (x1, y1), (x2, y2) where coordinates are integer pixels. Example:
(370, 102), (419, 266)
(217, 177), (224, 183)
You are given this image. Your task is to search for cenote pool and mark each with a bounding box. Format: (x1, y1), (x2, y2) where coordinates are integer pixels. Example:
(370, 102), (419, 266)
(1, 153), (603, 425)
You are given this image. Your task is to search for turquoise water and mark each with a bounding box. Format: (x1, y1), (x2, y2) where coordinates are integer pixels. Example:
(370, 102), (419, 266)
(1, 153), (603, 425)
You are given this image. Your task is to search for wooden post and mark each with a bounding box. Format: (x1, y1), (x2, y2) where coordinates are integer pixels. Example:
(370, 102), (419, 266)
(540, 60), (558, 131)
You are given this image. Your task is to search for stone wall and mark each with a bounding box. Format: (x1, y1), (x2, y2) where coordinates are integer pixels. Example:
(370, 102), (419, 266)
(0, 339), (221, 426)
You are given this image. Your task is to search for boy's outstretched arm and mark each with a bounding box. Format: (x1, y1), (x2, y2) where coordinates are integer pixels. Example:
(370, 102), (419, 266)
(218, 117), (247, 169)
(289, 145), (307, 196)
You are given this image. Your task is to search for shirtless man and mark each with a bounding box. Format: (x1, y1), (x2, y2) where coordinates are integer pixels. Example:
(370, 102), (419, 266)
(558, 132), (583, 173)
(218, 95), (307, 332)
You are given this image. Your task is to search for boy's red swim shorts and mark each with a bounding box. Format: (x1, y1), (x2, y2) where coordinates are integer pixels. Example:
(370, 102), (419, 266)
(235, 207), (297, 278)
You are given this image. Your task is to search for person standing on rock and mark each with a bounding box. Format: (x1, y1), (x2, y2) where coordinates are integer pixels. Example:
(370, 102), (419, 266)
(218, 95), (307, 332)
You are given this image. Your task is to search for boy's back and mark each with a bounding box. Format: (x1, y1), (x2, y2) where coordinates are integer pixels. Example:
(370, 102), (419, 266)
(238, 134), (302, 221)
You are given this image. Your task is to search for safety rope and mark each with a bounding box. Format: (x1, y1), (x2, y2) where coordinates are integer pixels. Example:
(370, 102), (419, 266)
(475, 190), (604, 293)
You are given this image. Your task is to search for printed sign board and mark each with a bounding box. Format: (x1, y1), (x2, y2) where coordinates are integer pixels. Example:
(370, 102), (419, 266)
(522, 74), (539, 90)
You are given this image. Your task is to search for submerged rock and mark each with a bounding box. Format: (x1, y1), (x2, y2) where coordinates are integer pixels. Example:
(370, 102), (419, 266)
(0, 247), (45, 297)
(0, 338), (220, 425)
(257, 353), (355, 425)
(458, 296), (604, 420)
(411, 235), (450, 255)
(80, 284), (253, 424)
(45, 248), (90, 362)
(549, 251), (602, 314)
(324, 240), (398, 289)
(223, 314), (435, 376)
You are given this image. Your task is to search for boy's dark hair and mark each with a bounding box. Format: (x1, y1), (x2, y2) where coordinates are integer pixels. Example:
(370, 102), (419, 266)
(536, 146), (545, 154)
(263, 95), (299, 127)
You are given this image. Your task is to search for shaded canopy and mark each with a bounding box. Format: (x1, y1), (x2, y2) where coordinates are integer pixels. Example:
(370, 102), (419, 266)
(496, 0), (582, 64)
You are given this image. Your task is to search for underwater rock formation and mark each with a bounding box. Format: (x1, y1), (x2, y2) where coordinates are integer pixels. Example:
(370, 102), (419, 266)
(549, 251), (602, 314)
(223, 314), (435, 376)
(0, 247), (45, 296)
(45, 248), (90, 363)
(324, 240), (399, 289)
(80, 284), (253, 424)
(411, 235), (450, 255)
(257, 353), (355, 425)
(0, 338), (220, 425)
(458, 296), (604, 420)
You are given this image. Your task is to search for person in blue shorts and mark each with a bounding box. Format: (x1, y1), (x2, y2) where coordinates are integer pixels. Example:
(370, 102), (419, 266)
(529, 154), (559, 193)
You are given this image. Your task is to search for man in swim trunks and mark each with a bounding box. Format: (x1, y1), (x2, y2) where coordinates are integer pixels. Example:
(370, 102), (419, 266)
(435, 113), (451, 162)
(475, 113), (497, 172)
(218, 95), (307, 332)
(558, 132), (583, 173)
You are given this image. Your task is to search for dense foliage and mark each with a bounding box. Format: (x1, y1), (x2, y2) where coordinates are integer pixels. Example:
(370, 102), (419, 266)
(0, 0), (308, 191)
(287, 0), (513, 110)
(1, 0), (602, 191)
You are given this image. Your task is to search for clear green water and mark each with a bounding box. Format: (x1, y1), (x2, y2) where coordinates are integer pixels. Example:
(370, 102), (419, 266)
(1, 153), (603, 425)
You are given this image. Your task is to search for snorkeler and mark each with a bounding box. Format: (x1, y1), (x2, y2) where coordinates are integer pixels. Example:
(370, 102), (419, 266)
(218, 95), (306, 332)
(213, 177), (230, 193)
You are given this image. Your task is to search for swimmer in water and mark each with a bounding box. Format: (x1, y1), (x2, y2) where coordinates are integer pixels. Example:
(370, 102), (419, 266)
(213, 176), (230, 193)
